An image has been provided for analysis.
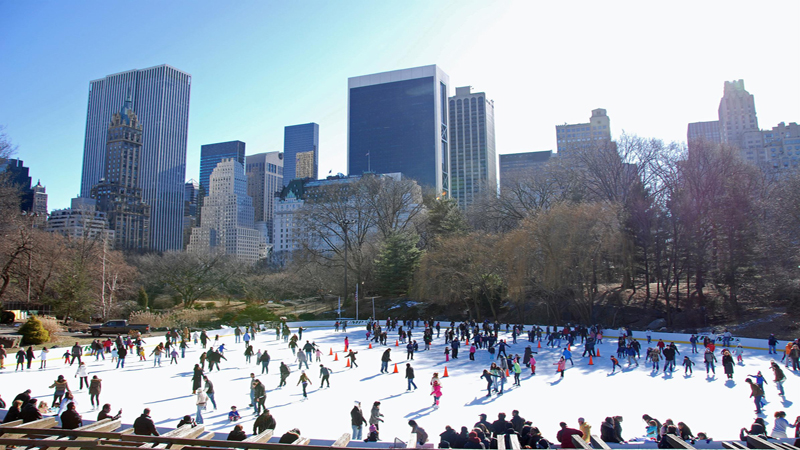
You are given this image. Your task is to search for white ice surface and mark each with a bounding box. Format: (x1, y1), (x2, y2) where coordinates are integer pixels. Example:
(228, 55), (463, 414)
(0, 323), (794, 443)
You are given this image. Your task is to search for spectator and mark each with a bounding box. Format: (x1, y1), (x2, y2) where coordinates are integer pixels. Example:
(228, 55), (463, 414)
(133, 408), (159, 436)
(739, 418), (766, 441)
(409, 420), (429, 446)
(279, 428), (302, 444)
(60, 403), (83, 430)
(227, 424), (247, 441)
(556, 421), (583, 448)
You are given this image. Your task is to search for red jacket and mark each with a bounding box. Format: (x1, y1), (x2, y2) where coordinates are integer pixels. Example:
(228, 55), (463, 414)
(556, 427), (583, 448)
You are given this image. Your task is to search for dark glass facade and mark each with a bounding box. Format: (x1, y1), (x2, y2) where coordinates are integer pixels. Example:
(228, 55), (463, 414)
(348, 77), (437, 188)
(283, 123), (318, 186)
(199, 141), (246, 197)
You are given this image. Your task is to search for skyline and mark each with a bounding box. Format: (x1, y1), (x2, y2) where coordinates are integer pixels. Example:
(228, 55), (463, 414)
(1, 0), (799, 211)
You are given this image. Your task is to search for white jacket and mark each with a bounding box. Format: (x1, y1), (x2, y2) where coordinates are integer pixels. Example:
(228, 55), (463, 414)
(75, 365), (88, 377)
(196, 391), (208, 406)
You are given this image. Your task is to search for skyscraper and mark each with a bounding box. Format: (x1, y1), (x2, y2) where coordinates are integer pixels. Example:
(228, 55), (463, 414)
(246, 151), (284, 243)
(187, 159), (265, 265)
(91, 97), (150, 251)
(80, 65), (191, 251)
(199, 141), (246, 199)
(0, 158), (33, 211)
(718, 80), (764, 164)
(283, 123), (318, 185)
(183, 179), (200, 248)
(32, 180), (47, 216)
(448, 86), (497, 208)
(687, 120), (722, 151)
(348, 65), (450, 196)
(499, 150), (553, 191)
(556, 108), (612, 158)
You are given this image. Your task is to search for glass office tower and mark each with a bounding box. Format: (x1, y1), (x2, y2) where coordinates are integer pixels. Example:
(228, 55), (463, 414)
(200, 141), (246, 199)
(81, 64), (191, 251)
(283, 123), (318, 186)
(348, 65), (450, 196)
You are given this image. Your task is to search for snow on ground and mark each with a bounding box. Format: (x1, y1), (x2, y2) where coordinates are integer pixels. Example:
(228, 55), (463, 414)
(0, 322), (794, 444)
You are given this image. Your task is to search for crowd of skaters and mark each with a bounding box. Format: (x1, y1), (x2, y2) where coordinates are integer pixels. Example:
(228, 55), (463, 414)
(0, 317), (798, 443)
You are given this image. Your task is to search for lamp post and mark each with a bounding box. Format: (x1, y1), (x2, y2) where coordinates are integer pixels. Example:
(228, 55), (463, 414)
(342, 219), (356, 318)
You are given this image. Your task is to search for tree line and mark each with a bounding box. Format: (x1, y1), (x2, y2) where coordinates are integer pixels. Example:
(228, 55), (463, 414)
(1, 128), (798, 327)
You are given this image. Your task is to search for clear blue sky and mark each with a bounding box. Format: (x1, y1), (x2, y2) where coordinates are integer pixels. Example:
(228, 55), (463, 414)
(1, 0), (799, 210)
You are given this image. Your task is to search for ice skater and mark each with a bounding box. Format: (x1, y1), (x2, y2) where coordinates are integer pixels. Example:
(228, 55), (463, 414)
(431, 378), (442, 409)
(297, 371), (312, 400)
(683, 356), (694, 375)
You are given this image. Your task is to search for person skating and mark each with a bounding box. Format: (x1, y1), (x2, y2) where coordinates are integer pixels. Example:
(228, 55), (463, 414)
(347, 349), (358, 368)
(70, 342), (83, 366)
(770, 361), (787, 396)
(481, 369), (495, 397)
(75, 362), (89, 390)
(512, 359), (522, 386)
(369, 401), (384, 435)
(320, 364), (331, 388)
(746, 377), (765, 414)
(39, 347), (49, 369)
(89, 375), (102, 409)
(406, 363), (418, 391)
(253, 409), (276, 434)
(351, 401), (368, 440)
(683, 356), (695, 376)
(195, 389), (208, 424)
(555, 356), (566, 377)
(297, 371), (312, 400)
(49, 374), (70, 407)
(722, 349), (735, 379)
(204, 376), (217, 410)
(380, 348), (392, 373)
(704, 348), (716, 376)
(259, 349), (270, 374)
(253, 379), (266, 415)
(431, 378), (442, 409)
(279, 362), (291, 388)
(15, 349), (25, 371)
(133, 408), (159, 436)
(192, 364), (204, 394)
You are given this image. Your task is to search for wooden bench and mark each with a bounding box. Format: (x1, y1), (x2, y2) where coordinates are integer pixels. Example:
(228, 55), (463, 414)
(291, 434), (310, 446)
(60, 419), (122, 450)
(747, 435), (782, 450)
(331, 433), (350, 448)
(408, 433), (418, 449)
(497, 434), (506, 450)
(1, 416), (57, 450)
(590, 435), (613, 450)
(722, 442), (748, 449)
(245, 429), (274, 444)
(508, 434), (521, 450)
(139, 424), (205, 449)
(662, 434), (696, 449)
(775, 442), (800, 450)
(571, 435), (592, 449)
(0, 420), (22, 430)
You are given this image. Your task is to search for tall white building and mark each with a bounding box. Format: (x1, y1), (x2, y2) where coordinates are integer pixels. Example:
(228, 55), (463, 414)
(448, 86), (497, 208)
(246, 152), (283, 243)
(187, 159), (265, 265)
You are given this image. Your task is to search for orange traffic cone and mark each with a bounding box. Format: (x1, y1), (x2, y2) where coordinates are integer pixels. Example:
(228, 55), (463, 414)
(346, 358), (351, 367)
(596, 349), (601, 357)
(589, 355), (594, 365)
(369, 343), (372, 349)
(443, 366), (449, 377)
(396, 340), (399, 347)
(393, 363), (398, 373)
(567, 344), (571, 351)
(465, 339), (469, 345)
(329, 348), (333, 356)
(506, 369), (510, 377)
(537, 341), (541, 349)
(334, 353), (339, 361)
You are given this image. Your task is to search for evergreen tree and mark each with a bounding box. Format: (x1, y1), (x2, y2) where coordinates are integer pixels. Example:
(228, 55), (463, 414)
(19, 316), (49, 345)
(425, 197), (470, 245)
(375, 231), (423, 297)
(137, 287), (149, 309)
